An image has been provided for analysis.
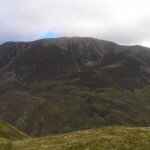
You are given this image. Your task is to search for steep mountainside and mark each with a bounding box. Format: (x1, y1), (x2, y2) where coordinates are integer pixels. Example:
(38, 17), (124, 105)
(0, 37), (150, 137)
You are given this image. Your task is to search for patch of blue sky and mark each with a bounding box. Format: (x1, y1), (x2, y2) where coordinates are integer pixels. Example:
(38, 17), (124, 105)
(42, 33), (60, 39)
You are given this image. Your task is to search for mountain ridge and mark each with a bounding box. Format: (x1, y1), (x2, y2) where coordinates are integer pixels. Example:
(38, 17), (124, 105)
(0, 37), (150, 82)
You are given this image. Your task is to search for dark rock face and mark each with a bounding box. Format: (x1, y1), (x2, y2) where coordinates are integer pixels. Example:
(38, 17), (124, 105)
(0, 37), (150, 137)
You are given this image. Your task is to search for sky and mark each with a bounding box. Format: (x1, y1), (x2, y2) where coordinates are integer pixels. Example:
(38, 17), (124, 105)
(0, 0), (150, 47)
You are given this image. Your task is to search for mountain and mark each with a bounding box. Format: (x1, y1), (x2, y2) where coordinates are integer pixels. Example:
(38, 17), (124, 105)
(0, 37), (150, 84)
(6, 127), (150, 150)
(0, 37), (150, 137)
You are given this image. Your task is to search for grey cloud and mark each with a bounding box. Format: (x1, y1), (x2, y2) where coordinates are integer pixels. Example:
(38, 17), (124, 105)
(0, 0), (150, 47)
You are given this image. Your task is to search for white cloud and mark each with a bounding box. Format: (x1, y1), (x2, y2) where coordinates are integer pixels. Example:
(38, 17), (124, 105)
(0, 0), (150, 47)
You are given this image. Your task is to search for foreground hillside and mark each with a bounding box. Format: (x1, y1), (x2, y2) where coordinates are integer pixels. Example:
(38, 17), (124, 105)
(0, 121), (149, 150)
(9, 127), (150, 150)
(0, 119), (27, 140)
(0, 119), (27, 149)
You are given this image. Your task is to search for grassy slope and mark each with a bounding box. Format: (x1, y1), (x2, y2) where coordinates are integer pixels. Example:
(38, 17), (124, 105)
(0, 119), (27, 140)
(12, 126), (150, 150)
(0, 119), (28, 150)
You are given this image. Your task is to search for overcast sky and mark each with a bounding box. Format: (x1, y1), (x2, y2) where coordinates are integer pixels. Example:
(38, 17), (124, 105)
(0, 0), (150, 47)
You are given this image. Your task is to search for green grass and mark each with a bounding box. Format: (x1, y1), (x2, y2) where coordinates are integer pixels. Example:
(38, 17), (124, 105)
(12, 126), (150, 150)
(0, 119), (28, 150)
(0, 119), (27, 141)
